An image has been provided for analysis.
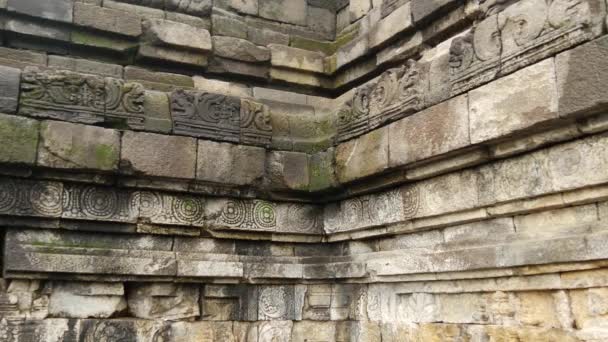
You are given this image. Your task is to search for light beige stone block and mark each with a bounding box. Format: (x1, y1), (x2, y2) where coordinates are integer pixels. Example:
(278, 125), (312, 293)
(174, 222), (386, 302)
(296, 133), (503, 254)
(336, 126), (389, 183)
(269, 44), (325, 73)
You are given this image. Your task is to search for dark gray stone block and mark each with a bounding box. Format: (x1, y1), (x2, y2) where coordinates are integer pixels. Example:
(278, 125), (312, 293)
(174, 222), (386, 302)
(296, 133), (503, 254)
(7, 0), (74, 23)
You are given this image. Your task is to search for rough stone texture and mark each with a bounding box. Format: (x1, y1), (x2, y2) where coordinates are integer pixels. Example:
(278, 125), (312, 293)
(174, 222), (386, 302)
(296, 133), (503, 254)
(469, 59), (558, 144)
(127, 283), (200, 320)
(7, 0), (73, 23)
(269, 45), (325, 73)
(193, 76), (252, 98)
(121, 131), (197, 179)
(49, 282), (127, 318)
(267, 151), (310, 190)
(73, 3), (142, 37)
(350, 0), (372, 21)
(230, 0), (258, 15)
(38, 121), (120, 171)
(197, 140), (266, 186)
(212, 8), (249, 39)
(369, 2), (413, 48)
(389, 95), (469, 167)
(213, 36), (271, 62)
(259, 0), (308, 26)
(0, 65), (20, 113)
(142, 90), (173, 133)
(336, 126), (389, 183)
(142, 19), (212, 52)
(557, 34), (608, 117)
(411, 0), (457, 24)
(0, 114), (38, 165)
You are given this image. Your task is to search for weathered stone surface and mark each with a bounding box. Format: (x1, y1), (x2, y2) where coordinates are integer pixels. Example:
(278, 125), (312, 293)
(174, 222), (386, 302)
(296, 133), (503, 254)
(170, 89), (242, 142)
(103, 0), (165, 19)
(469, 59), (558, 144)
(269, 45), (325, 73)
(138, 44), (209, 66)
(197, 140), (266, 186)
(370, 2), (413, 48)
(389, 95), (469, 167)
(38, 121), (120, 171)
(121, 131), (197, 179)
(0, 113), (38, 165)
(557, 34), (608, 117)
(309, 148), (338, 191)
(230, 0), (258, 15)
(350, 0), (372, 21)
(165, 0), (212, 16)
(127, 283), (199, 320)
(249, 27), (290, 46)
(193, 76), (251, 98)
(336, 126), (389, 183)
(212, 9), (248, 39)
(411, 0), (457, 24)
(142, 19), (212, 52)
(49, 282), (126, 319)
(142, 90), (172, 133)
(7, 0), (73, 23)
(73, 3), (142, 37)
(48, 55), (123, 78)
(213, 36), (270, 62)
(259, 0), (308, 26)
(0, 65), (20, 113)
(308, 6), (336, 39)
(267, 151), (310, 191)
(208, 56), (270, 80)
(125, 66), (194, 90)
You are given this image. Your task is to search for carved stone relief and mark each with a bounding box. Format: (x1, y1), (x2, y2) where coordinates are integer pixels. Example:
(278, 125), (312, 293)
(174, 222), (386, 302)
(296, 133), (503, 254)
(133, 191), (206, 227)
(62, 184), (137, 223)
(240, 98), (272, 147)
(216, 199), (277, 231)
(170, 89), (241, 142)
(450, 0), (598, 95)
(19, 68), (145, 129)
(337, 60), (426, 143)
(0, 179), (63, 218)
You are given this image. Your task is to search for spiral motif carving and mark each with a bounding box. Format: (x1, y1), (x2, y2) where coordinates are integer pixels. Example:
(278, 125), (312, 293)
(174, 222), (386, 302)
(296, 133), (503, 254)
(220, 200), (247, 226)
(253, 201), (276, 229)
(401, 185), (420, 219)
(171, 196), (205, 223)
(29, 182), (62, 216)
(0, 181), (18, 212)
(132, 191), (162, 218)
(259, 287), (287, 319)
(286, 204), (318, 233)
(81, 187), (119, 219)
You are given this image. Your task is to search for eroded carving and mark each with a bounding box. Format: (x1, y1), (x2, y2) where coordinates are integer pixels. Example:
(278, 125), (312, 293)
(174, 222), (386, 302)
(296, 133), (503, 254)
(62, 184), (136, 222)
(218, 199), (277, 231)
(240, 99), (272, 147)
(170, 89), (241, 142)
(20, 68), (145, 128)
(450, 0), (596, 95)
(81, 320), (136, 342)
(0, 179), (63, 218)
(133, 191), (206, 226)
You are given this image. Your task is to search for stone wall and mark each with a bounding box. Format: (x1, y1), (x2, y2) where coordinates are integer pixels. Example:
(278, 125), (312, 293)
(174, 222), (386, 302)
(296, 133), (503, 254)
(1, 0), (608, 341)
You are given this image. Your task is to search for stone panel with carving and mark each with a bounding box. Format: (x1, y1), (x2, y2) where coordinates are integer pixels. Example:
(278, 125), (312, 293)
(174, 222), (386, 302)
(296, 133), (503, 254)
(0, 179), (63, 218)
(62, 184), (137, 223)
(240, 98), (272, 147)
(133, 190), (206, 227)
(449, 0), (601, 95)
(170, 89), (241, 142)
(19, 68), (145, 129)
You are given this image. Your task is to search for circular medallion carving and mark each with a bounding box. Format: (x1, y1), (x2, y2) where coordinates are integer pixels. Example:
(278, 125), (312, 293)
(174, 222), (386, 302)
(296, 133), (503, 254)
(0, 181), (18, 212)
(29, 182), (62, 216)
(81, 187), (118, 219)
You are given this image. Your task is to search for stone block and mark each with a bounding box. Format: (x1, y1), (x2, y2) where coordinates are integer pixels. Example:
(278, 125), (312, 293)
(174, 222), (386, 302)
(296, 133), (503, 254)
(350, 0), (372, 21)
(71, 29), (139, 54)
(38, 121), (120, 171)
(308, 6), (336, 39)
(292, 321), (336, 342)
(208, 57), (270, 80)
(269, 44), (325, 73)
(138, 44), (208, 67)
(389, 95), (469, 167)
(103, 0), (165, 19)
(125, 66), (194, 91)
(121, 131), (197, 179)
(5, 18), (71, 42)
(369, 2), (412, 48)
(336, 126), (389, 183)
(309, 148), (338, 191)
(0, 114), (38, 165)
(127, 283), (200, 320)
(259, 0), (308, 26)
(196, 140), (266, 186)
(548, 134), (608, 192)
(249, 27), (290, 46)
(142, 90), (172, 133)
(0, 65), (20, 113)
(469, 59), (558, 144)
(337, 36), (369, 69)
(7, 0), (73, 23)
(165, 12), (211, 29)
(556, 35), (608, 117)
(171, 321), (236, 342)
(47, 55), (123, 78)
(193, 76), (252, 98)
(230, 0), (258, 15)
(411, 0), (457, 24)
(73, 3), (142, 37)
(0, 46), (47, 70)
(213, 36), (271, 62)
(142, 19), (212, 52)
(212, 9), (248, 39)
(417, 170), (479, 218)
(49, 282), (126, 319)
(514, 204), (598, 238)
(270, 68), (326, 87)
(165, 0), (212, 16)
(266, 151), (310, 191)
